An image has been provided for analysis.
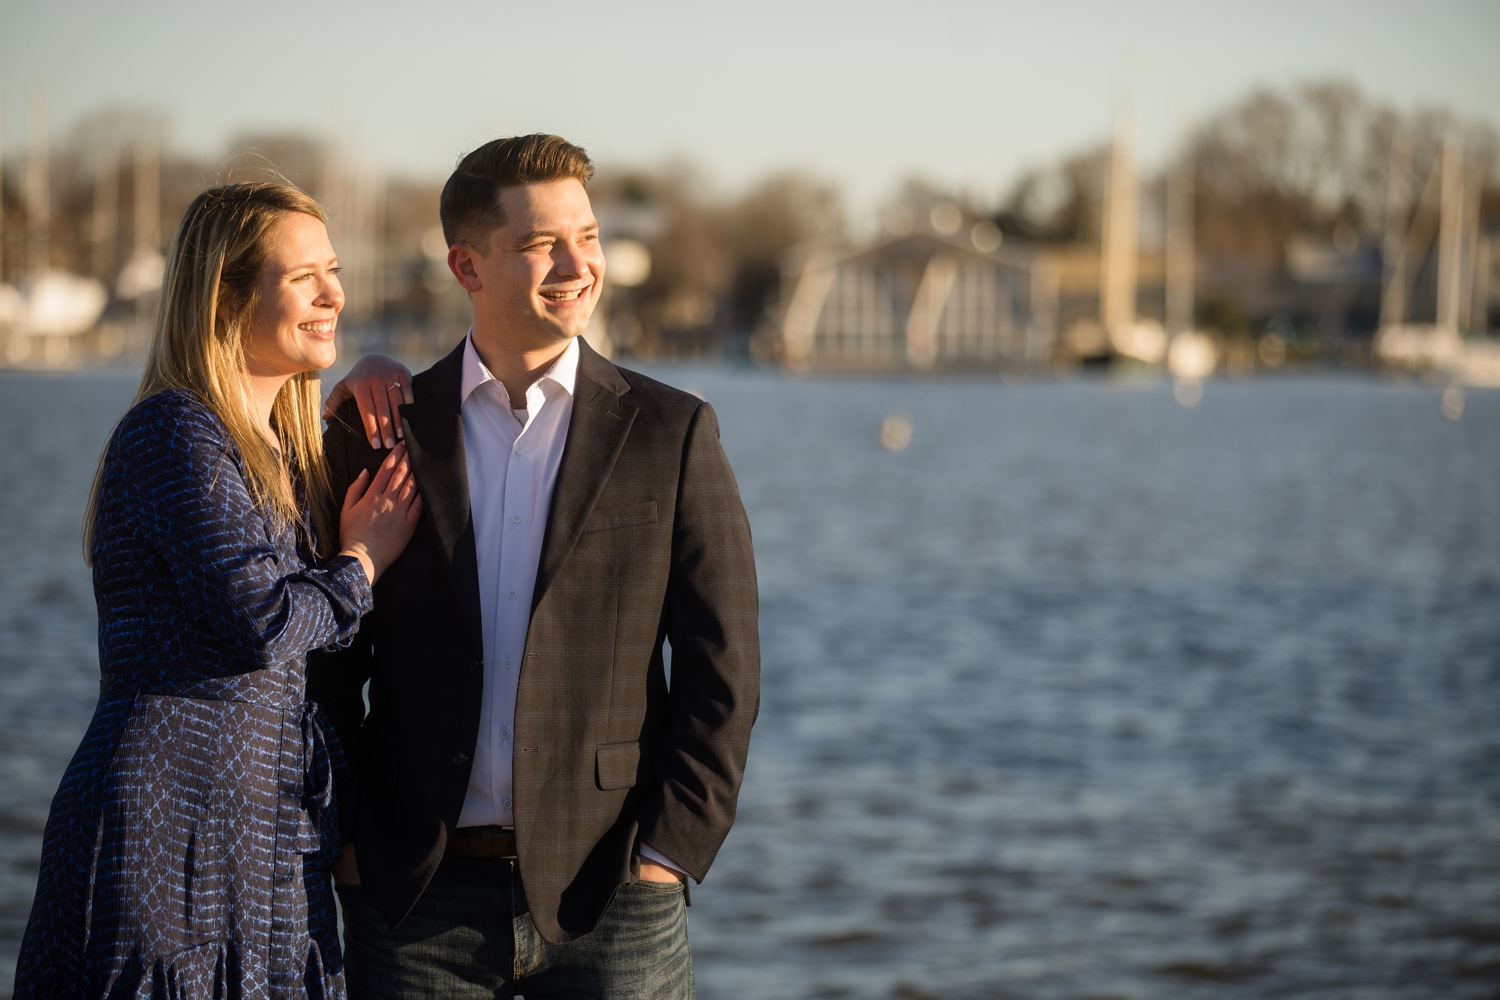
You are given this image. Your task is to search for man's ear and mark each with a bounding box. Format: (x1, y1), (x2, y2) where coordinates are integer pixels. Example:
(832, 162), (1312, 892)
(448, 243), (484, 294)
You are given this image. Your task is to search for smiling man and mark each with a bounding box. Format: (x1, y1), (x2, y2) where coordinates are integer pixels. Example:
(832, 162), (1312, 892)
(308, 134), (760, 999)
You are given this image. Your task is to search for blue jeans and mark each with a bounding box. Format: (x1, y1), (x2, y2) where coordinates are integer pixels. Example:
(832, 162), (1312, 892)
(335, 856), (693, 1000)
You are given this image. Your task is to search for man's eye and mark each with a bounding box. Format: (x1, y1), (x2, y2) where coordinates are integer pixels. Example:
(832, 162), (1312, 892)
(329, 267), (343, 275)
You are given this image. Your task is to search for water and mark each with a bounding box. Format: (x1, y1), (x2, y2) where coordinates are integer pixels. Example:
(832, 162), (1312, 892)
(2, 368), (1498, 998)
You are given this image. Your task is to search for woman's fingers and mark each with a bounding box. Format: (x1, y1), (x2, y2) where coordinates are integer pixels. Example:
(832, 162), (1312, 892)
(356, 358), (413, 449)
(342, 468), (371, 511)
(323, 355), (414, 449)
(372, 386), (396, 450)
(368, 442), (406, 496)
(384, 380), (412, 442)
(353, 372), (398, 449)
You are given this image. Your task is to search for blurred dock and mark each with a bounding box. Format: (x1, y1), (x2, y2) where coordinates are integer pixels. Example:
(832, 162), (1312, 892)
(1, 80), (1496, 381)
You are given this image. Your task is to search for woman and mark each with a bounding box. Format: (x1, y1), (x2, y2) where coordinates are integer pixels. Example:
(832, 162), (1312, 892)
(14, 183), (421, 999)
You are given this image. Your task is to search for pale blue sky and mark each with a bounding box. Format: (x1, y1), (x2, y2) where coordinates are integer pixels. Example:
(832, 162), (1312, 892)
(2, 0), (1497, 216)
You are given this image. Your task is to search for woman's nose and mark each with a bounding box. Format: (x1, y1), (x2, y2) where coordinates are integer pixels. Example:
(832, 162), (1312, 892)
(318, 274), (346, 311)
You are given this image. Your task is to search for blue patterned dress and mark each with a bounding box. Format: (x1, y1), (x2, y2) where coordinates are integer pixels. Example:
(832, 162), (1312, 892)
(14, 390), (373, 1000)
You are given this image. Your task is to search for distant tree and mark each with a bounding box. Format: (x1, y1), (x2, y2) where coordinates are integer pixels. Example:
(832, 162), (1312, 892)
(719, 173), (843, 330)
(994, 145), (1109, 243)
(996, 80), (1499, 267)
(1189, 81), (1496, 268)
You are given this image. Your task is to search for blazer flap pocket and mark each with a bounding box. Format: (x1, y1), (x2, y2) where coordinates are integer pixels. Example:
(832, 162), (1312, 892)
(595, 741), (641, 790)
(581, 500), (658, 534)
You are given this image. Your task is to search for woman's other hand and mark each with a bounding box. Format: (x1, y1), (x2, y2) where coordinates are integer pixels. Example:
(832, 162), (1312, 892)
(323, 355), (414, 450)
(338, 443), (423, 585)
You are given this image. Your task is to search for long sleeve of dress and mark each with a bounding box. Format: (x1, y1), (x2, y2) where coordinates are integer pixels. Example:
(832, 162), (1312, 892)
(100, 390), (372, 678)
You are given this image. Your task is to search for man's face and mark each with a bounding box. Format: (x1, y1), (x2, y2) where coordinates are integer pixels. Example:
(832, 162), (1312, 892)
(451, 178), (605, 350)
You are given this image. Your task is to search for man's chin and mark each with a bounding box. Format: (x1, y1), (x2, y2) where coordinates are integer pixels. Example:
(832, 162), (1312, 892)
(548, 315), (594, 343)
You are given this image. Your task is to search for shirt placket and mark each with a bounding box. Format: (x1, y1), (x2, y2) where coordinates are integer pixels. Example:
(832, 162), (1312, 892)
(481, 383), (518, 823)
(495, 388), (540, 820)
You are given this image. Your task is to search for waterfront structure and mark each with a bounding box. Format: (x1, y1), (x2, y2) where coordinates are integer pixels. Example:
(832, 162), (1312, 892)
(775, 216), (1048, 372)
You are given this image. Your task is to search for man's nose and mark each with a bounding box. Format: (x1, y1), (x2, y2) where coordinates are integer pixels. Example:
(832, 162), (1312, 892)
(553, 239), (590, 279)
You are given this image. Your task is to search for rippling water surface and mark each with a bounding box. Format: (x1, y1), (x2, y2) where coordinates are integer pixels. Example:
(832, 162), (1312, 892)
(2, 368), (1498, 998)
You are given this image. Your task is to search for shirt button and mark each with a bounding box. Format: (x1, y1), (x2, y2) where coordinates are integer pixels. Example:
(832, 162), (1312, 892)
(453, 751), (471, 766)
(503, 797), (512, 809)
(503, 658), (512, 668)
(511, 513), (522, 523)
(501, 727), (510, 739)
(515, 444), (524, 455)
(508, 589), (518, 599)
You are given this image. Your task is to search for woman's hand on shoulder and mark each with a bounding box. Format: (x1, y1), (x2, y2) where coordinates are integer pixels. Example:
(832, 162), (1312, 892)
(323, 355), (415, 451)
(338, 443), (423, 585)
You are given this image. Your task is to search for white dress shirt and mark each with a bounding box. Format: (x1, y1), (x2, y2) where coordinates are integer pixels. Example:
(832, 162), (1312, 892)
(454, 334), (680, 874)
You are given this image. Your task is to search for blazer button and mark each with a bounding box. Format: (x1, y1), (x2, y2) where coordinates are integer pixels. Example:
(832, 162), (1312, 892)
(468, 659), (482, 675)
(453, 751), (471, 766)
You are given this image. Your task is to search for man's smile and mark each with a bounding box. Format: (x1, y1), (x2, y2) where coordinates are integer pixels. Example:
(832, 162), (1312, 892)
(540, 284), (590, 303)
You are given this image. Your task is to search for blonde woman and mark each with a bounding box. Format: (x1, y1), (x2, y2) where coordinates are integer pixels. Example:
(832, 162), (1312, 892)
(14, 183), (421, 1000)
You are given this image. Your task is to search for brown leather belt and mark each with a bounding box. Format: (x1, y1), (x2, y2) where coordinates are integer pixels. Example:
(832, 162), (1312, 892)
(447, 826), (517, 859)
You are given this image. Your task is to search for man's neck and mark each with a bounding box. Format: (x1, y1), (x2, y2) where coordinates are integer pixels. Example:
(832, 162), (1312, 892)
(470, 323), (573, 408)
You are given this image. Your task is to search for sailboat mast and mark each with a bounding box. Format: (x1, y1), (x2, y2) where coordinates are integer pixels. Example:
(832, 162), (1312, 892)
(1166, 143), (1194, 338)
(25, 85), (48, 276)
(1436, 137), (1464, 333)
(0, 89), (6, 284)
(1458, 156), (1485, 333)
(1378, 129), (1411, 330)
(134, 135), (159, 257)
(1100, 101), (1138, 339)
(92, 147), (118, 282)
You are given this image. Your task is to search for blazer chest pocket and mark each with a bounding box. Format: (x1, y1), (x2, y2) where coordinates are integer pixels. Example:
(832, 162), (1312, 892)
(596, 741), (640, 790)
(581, 500), (657, 534)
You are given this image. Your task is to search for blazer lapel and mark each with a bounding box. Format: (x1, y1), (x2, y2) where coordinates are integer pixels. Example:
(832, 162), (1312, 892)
(533, 339), (637, 610)
(400, 339), (484, 646)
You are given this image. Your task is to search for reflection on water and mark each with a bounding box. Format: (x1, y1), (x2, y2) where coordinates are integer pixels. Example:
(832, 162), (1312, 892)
(2, 369), (1498, 998)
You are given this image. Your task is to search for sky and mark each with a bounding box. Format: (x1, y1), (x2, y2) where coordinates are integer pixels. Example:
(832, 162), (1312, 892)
(2, 0), (1498, 220)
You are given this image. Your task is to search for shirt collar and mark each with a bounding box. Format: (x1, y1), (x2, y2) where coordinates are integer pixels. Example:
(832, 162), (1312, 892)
(460, 332), (580, 407)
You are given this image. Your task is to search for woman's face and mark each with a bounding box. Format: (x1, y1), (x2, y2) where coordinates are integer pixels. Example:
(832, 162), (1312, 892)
(241, 212), (344, 377)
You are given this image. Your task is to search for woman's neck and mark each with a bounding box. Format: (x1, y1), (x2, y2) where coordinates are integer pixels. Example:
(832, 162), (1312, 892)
(246, 372), (292, 451)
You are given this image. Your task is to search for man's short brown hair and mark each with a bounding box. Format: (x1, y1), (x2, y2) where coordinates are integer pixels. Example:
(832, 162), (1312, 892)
(439, 134), (594, 251)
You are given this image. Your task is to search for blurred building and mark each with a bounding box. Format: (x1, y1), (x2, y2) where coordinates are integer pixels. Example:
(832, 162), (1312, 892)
(774, 200), (1049, 372)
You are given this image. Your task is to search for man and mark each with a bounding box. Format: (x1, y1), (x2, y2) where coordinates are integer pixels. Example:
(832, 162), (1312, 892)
(309, 133), (759, 999)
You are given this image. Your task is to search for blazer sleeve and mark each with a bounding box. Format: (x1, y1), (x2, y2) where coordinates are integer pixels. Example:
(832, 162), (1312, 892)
(635, 400), (760, 881)
(116, 392), (372, 673)
(306, 399), (380, 844)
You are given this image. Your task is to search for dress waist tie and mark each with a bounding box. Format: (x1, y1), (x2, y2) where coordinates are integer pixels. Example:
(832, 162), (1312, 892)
(297, 700), (344, 868)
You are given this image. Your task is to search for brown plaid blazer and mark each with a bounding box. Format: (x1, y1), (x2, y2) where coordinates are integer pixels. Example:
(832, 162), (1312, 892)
(308, 336), (760, 942)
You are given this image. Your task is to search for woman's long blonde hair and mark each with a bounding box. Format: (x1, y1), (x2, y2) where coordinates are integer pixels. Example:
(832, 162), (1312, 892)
(84, 182), (337, 563)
